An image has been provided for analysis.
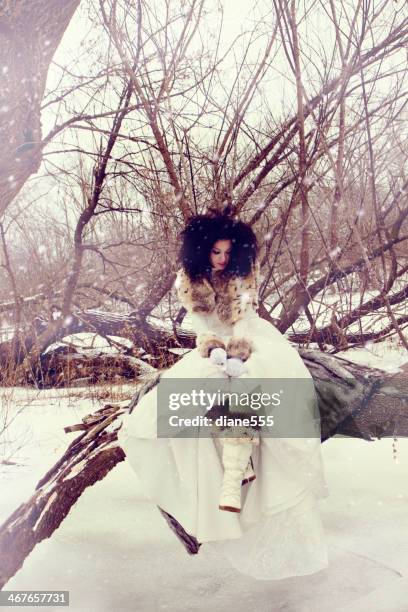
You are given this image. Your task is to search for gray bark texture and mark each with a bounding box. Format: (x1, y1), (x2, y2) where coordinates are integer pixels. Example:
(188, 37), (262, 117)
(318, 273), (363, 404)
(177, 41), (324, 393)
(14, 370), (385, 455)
(0, 0), (80, 217)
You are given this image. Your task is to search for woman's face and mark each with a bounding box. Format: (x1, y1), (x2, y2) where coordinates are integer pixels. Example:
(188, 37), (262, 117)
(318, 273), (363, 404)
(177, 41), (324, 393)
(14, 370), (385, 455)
(210, 239), (232, 271)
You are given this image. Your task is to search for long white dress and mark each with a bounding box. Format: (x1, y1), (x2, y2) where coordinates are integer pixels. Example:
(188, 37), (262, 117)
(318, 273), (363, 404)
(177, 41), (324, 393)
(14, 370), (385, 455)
(118, 294), (329, 580)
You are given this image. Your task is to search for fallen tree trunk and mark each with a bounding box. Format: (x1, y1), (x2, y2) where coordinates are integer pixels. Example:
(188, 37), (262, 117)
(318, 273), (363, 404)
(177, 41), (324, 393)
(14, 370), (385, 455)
(0, 355), (407, 587)
(30, 349), (163, 388)
(0, 310), (195, 384)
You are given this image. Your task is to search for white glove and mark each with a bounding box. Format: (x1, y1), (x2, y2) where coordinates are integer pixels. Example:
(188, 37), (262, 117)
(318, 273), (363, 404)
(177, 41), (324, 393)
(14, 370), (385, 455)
(209, 347), (227, 368)
(225, 357), (247, 378)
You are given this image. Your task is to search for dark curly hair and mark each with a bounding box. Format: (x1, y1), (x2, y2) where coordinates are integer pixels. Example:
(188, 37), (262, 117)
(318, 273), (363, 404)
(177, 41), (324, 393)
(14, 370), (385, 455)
(178, 210), (258, 281)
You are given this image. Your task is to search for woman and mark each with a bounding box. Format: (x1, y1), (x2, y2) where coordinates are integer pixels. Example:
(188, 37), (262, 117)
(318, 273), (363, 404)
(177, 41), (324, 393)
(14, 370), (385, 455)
(118, 210), (329, 580)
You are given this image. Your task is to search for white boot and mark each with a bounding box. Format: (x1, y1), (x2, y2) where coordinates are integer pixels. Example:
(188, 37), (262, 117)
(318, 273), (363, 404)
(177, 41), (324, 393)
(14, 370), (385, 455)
(219, 438), (254, 512)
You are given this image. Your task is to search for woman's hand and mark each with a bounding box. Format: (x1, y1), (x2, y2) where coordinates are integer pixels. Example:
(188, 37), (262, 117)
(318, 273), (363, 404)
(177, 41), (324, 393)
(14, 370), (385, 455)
(196, 333), (226, 358)
(224, 357), (248, 377)
(209, 348), (247, 377)
(209, 347), (227, 367)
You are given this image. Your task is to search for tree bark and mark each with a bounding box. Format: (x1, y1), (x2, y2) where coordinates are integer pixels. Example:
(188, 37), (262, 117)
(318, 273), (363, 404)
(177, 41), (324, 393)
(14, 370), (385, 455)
(0, 0), (80, 218)
(0, 309), (196, 384)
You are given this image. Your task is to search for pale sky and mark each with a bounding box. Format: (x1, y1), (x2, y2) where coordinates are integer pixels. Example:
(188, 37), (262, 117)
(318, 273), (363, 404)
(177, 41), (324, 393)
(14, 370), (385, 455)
(22, 0), (406, 229)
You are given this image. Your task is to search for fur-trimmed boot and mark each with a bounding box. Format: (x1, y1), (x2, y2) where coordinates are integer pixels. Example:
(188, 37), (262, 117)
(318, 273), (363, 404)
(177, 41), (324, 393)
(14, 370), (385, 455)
(219, 438), (255, 512)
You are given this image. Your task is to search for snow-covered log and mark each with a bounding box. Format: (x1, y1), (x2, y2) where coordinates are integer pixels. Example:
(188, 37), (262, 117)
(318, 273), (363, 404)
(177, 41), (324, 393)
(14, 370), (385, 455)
(0, 357), (407, 587)
(0, 404), (126, 589)
(36, 349), (159, 387)
(0, 310), (195, 384)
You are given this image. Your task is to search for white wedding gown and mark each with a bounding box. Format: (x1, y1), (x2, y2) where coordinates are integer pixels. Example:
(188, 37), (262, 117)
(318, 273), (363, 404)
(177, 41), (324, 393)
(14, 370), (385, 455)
(118, 306), (329, 580)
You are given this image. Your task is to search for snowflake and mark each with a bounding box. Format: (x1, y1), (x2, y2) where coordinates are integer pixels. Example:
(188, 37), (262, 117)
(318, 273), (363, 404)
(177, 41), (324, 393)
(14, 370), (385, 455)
(52, 309), (62, 321)
(329, 246), (341, 257)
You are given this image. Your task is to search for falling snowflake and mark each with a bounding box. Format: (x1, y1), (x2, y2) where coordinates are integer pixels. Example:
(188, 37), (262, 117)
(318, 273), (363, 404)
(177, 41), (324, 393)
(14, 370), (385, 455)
(52, 309), (62, 321)
(329, 247), (341, 257)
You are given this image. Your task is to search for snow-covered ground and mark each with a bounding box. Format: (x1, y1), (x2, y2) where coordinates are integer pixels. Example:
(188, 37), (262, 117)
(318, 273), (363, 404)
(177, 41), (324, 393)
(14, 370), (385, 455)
(1, 339), (407, 612)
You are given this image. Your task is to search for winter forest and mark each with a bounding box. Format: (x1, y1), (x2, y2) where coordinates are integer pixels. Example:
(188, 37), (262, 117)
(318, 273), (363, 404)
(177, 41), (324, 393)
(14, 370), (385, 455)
(1, 0), (408, 609)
